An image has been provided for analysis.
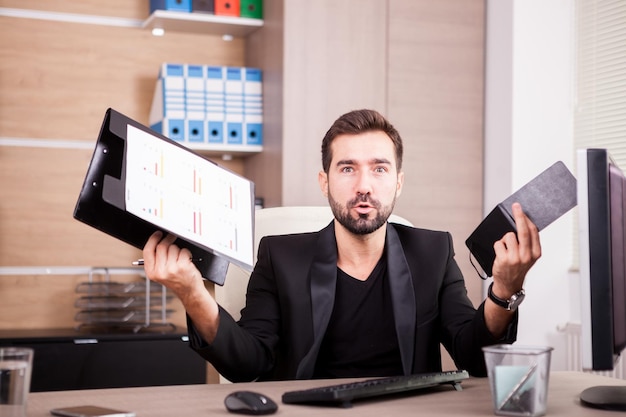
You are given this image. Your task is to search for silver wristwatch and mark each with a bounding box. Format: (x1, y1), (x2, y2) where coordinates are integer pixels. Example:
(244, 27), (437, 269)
(488, 282), (525, 311)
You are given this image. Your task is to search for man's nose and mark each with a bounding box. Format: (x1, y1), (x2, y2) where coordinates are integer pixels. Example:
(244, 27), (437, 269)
(355, 171), (373, 195)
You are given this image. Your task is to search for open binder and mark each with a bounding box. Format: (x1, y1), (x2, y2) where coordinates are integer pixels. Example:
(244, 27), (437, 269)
(73, 108), (255, 285)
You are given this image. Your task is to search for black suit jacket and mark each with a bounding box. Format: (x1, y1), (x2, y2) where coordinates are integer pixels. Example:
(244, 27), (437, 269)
(188, 222), (517, 382)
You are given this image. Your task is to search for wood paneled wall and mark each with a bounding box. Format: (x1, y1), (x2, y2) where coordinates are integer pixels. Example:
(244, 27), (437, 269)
(387, 0), (485, 305)
(0, 1), (246, 330)
(249, 0), (485, 371)
(267, 0), (485, 306)
(0, 1), (486, 376)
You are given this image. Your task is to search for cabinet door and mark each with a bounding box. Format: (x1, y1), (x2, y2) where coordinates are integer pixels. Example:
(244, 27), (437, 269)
(9, 337), (206, 391)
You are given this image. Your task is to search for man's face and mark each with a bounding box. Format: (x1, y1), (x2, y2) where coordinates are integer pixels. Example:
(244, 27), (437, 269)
(318, 131), (404, 235)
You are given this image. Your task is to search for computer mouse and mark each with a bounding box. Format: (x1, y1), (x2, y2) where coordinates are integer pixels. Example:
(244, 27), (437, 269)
(224, 390), (278, 415)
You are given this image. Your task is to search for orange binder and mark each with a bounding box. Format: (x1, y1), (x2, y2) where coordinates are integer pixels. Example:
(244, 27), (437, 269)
(215, 0), (240, 16)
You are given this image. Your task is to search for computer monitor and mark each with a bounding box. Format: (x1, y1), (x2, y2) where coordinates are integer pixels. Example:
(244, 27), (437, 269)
(74, 109), (255, 286)
(577, 148), (626, 410)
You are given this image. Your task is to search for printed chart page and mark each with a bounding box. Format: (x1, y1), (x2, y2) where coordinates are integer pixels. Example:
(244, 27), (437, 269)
(124, 125), (254, 270)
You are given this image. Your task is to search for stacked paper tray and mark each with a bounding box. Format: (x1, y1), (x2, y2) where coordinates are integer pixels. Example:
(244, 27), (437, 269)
(75, 294), (173, 309)
(74, 309), (175, 324)
(75, 281), (165, 295)
(74, 280), (176, 333)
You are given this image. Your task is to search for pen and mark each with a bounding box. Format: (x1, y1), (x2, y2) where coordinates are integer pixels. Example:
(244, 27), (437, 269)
(498, 363), (538, 411)
(132, 258), (202, 266)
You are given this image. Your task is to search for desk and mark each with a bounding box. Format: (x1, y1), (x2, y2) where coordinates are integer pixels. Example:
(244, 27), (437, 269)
(24, 372), (624, 416)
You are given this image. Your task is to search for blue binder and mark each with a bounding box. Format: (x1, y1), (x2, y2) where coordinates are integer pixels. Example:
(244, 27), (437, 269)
(205, 66), (226, 144)
(149, 63), (186, 142)
(150, 0), (192, 13)
(243, 68), (263, 146)
(185, 64), (205, 143)
(224, 67), (244, 145)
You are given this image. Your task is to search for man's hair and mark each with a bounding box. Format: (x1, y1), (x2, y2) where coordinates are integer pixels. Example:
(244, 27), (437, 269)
(321, 109), (404, 173)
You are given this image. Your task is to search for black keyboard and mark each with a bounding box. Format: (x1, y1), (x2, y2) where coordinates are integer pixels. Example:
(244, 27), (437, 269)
(282, 369), (469, 407)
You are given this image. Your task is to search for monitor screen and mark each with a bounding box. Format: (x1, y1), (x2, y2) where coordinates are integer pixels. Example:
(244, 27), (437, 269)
(74, 108), (255, 285)
(578, 148), (626, 370)
(577, 148), (626, 410)
(125, 124), (254, 270)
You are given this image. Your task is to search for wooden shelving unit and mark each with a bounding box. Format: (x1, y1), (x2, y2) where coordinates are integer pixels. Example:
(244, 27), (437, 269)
(142, 9), (263, 37)
(143, 10), (265, 158)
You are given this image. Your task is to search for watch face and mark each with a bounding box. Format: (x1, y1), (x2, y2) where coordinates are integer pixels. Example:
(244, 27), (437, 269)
(508, 291), (526, 310)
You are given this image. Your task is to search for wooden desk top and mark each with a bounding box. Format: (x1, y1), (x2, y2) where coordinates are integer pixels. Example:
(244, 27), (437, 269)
(24, 371), (624, 416)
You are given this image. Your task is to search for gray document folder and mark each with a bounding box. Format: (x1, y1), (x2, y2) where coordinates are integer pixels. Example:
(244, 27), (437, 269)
(465, 161), (577, 278)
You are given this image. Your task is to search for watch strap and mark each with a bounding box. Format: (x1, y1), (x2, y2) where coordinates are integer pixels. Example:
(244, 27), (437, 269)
(487, 282), (525, 311)
(487, 282), (509, 308)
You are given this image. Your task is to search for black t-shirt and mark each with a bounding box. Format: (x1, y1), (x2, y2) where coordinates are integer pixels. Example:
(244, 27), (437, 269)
(313, 256), (403, 378)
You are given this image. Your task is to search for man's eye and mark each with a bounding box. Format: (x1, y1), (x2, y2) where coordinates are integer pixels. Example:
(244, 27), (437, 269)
(374, 167), (387, 173)
(341, 167), (354, 173)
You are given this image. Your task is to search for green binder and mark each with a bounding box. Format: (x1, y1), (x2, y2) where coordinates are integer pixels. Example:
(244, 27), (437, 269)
(240, 0), (262, 19)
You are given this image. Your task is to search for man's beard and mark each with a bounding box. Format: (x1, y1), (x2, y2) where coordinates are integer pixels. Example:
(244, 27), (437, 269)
(328, 192), (395, 235)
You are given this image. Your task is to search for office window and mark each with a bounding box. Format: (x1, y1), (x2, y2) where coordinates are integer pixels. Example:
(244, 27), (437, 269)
(574, 0), (626, 163)
(572, 0), (626, 269)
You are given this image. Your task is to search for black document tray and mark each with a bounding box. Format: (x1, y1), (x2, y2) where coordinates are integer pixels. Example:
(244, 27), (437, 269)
(73, 108), (255, 285)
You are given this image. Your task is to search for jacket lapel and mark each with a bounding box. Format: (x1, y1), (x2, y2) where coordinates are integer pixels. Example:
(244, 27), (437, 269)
(296, 222), (416, 378)
(296, 222), (338, 378)
(386, 224), (416, 375)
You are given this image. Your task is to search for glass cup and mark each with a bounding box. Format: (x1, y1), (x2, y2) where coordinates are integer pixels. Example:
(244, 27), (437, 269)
(482, 344), (553, 417)
(0, 347), (34, 417)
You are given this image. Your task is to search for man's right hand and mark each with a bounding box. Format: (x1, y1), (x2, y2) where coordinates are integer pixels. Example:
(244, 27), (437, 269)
(142, 231), (220, 343)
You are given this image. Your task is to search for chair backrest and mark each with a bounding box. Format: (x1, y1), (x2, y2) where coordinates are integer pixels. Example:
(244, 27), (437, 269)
(214, 206), (413, 321)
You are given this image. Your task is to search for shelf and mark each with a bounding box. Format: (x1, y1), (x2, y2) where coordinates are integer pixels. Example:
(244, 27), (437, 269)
(188, 143), (263, 159)
(0, 137), (262, 159)
(0, 266), (143, 276)
(142, 10), (263, 37)
(0, 8), (263, 38)
(0, 7), (143, 28)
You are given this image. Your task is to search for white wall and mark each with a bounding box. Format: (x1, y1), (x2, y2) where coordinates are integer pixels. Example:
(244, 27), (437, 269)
(485, 0), (576, 371)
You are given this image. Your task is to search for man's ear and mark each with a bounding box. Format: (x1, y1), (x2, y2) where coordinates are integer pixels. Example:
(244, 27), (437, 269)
(318, 171), (329, 197)
(396, 171), (405, 198)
